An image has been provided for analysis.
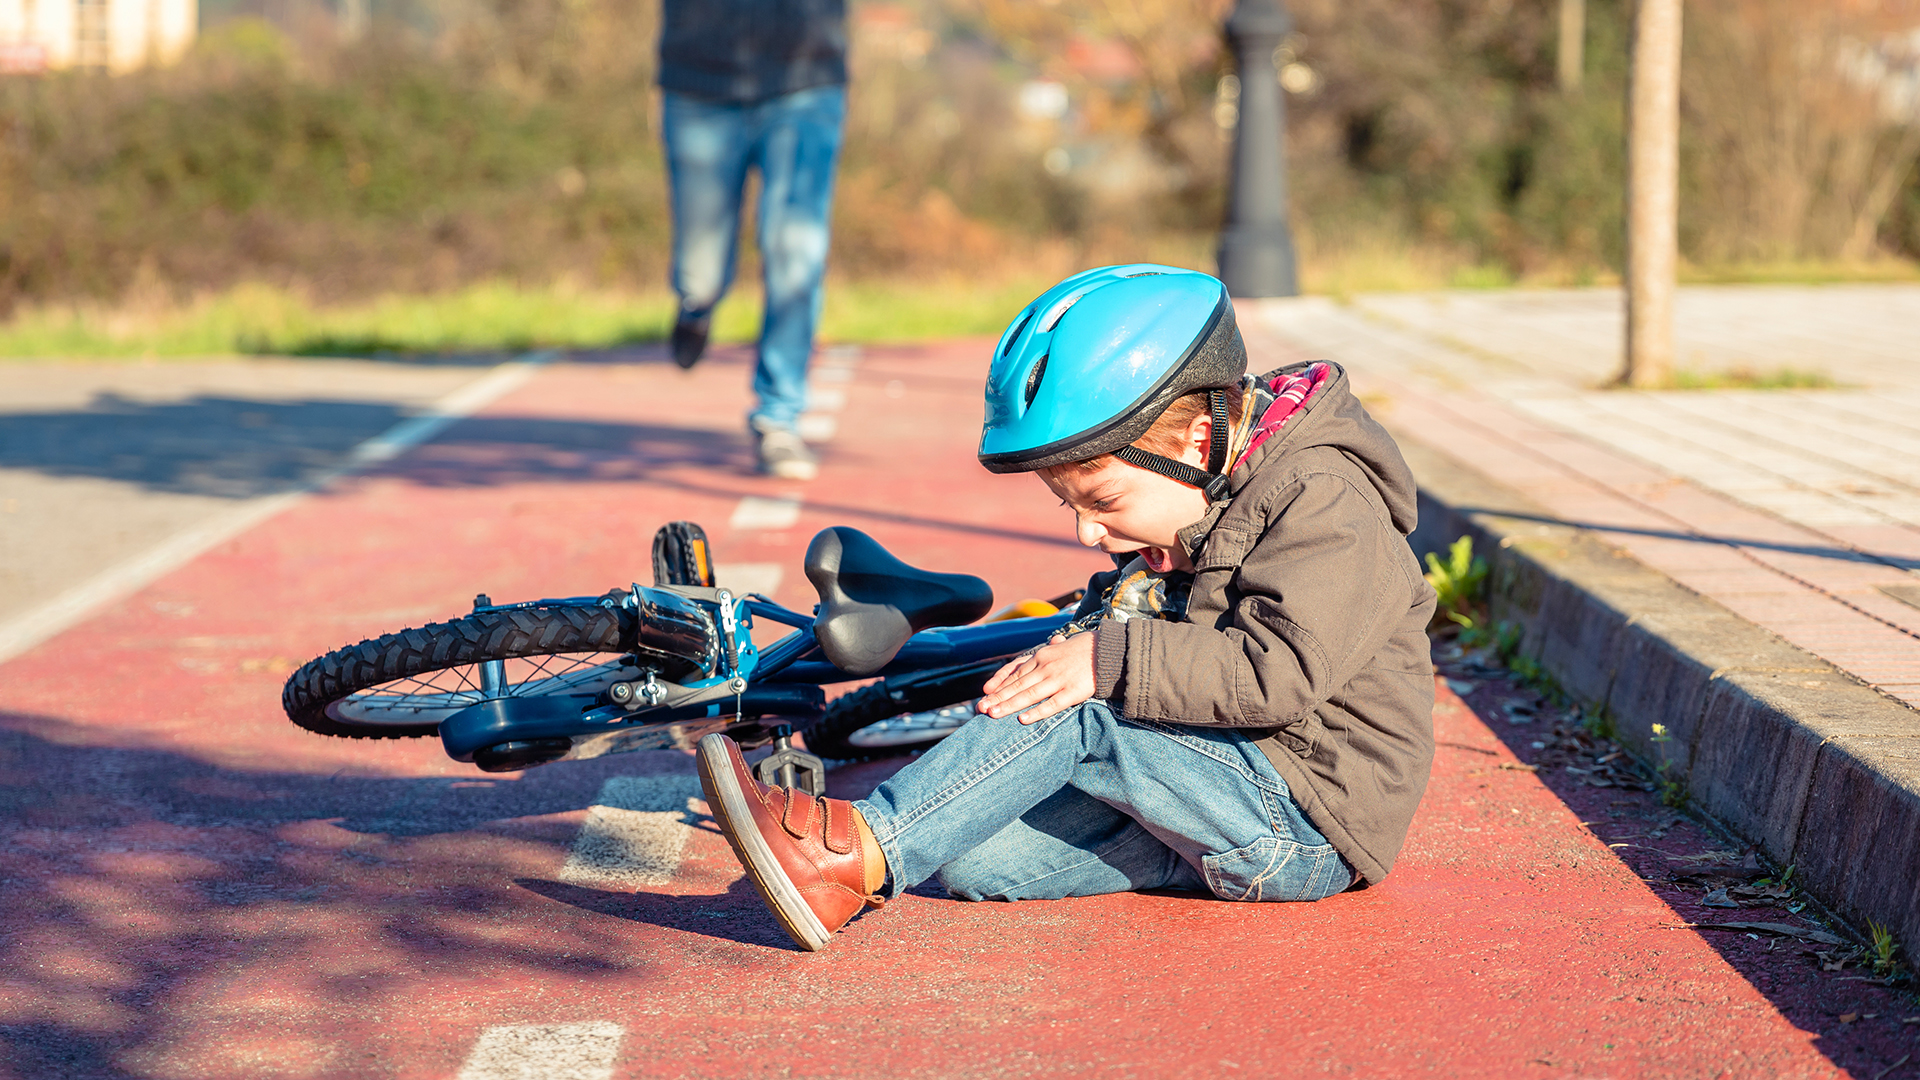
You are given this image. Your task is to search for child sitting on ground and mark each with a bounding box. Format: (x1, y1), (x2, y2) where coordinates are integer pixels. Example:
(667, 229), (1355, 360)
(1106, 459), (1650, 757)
(697, 265), (1438, 951)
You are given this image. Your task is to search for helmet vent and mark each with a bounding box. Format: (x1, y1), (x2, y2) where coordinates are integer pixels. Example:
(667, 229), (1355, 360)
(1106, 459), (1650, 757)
(1001, 308), (1036, 357)
(1023, 353), (1049, 408)
(1122, 271), (1165, 278)
(1038, 292), (1087, 332)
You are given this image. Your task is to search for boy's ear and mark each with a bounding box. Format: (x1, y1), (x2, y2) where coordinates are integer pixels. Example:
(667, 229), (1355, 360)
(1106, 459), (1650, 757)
(1184, 413), (1213, 466)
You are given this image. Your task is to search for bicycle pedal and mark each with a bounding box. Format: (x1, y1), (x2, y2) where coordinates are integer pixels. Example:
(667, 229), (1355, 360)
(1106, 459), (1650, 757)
(652, 521), (716, 588)
(754, 726), (826, 797)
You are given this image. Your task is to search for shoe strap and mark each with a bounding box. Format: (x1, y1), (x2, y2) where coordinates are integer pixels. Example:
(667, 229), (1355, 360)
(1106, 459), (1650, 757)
(779, 787), (817, 840)
(821, 796), (856, 856)
(776, 788), (859, 857)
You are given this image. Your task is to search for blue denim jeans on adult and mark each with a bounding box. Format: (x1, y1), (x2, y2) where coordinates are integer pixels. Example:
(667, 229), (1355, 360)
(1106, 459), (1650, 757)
(662, 86), (846, 431)
(853, 699), (1354, 903)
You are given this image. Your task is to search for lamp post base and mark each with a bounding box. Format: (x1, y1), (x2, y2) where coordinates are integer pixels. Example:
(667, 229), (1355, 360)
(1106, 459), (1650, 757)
(1218, 226), (1298, 299)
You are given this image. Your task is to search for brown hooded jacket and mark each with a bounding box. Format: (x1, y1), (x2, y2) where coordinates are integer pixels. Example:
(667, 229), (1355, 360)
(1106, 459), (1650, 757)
(1090, 360), (1437, 884)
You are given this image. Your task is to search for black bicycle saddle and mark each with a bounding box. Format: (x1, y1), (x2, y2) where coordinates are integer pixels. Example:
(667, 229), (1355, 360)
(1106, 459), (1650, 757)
(804, 526), (994, 676)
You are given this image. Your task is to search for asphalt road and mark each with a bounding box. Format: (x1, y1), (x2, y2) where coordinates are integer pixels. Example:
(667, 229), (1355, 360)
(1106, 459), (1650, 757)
(0, 356), (520, 658)
(0, 338), (1912, 1078)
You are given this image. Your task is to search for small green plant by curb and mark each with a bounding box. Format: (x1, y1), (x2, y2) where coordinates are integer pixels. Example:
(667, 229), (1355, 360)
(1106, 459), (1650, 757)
(1574, 703), (1617, 742)
(1473, 619), (1564, 701)
(1424, 535), (1488, 631)
(1869, 921), (1905, 980)
(1650, 723), (1690, 809)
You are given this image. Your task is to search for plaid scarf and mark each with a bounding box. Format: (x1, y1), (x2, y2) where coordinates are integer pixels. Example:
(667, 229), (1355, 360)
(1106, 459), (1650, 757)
(1232, 362), (1331, 472)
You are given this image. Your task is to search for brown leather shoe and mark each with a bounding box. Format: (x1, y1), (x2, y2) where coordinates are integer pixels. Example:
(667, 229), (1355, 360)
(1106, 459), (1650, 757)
(696, 733), (884, 950)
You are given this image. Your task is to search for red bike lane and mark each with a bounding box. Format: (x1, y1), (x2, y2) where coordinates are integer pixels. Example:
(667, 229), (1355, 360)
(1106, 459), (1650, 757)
(0, 343), (1870, 1078)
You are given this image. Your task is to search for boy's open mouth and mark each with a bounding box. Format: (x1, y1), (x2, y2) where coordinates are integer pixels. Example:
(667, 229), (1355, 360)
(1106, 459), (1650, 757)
(1141, 546), (1176, 573)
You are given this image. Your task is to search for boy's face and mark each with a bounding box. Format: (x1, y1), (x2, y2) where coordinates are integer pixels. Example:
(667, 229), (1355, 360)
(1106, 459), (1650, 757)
(1040, 457), (1211, 574)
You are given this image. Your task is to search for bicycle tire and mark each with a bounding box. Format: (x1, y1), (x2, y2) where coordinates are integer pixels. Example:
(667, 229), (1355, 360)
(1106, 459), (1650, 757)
(282, 605), (631, 740)
(805, 664), (995, 760)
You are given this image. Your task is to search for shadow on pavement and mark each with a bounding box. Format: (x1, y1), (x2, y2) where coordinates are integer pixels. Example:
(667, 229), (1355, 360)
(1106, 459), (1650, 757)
(248, 335), (671, 363)
(0, 686), (1912, 1075)
(516, 877), (802, 951)
(1440, 660), (1920, 1076)
(1460, 506), (1920, 571)
(0, 394), (414, 498)
(0, 709), (711, 1072)
(0, 394), (1084, 550)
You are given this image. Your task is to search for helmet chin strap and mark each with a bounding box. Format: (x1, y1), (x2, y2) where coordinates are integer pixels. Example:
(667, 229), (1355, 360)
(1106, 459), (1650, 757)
(1110, 388), (1233, 503)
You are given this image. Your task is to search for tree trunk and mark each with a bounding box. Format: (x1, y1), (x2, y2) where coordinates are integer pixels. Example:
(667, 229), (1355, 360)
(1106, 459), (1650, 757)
(1840, 125), (1920, 263)
(1622, 0), (1682, 388)
(1558, 0), (1585, 93)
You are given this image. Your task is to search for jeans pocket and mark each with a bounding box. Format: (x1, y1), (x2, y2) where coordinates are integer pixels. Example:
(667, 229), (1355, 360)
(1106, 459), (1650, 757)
(1201, 836), (1350, 903)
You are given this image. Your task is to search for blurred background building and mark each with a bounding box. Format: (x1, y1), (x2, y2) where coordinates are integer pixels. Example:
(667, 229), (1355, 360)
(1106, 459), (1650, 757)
(0, 0), (196, 72)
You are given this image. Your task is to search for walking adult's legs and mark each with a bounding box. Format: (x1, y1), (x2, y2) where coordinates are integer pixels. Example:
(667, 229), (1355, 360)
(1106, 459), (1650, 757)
(748, 85), (846, 433)
(663, 92), (753, 368)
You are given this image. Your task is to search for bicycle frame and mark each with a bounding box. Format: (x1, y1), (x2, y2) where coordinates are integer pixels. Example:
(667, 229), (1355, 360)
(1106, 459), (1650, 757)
(436, 584), (1073, 766)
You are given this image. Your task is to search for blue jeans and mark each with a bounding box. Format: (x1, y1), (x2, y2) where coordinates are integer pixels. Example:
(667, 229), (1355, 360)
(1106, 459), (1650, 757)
(662, 86), (846, 430)
(854, 700), (1354, 903)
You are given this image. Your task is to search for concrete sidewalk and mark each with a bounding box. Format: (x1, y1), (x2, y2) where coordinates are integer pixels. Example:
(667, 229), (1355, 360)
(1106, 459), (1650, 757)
(1239, 284), (1920, 969)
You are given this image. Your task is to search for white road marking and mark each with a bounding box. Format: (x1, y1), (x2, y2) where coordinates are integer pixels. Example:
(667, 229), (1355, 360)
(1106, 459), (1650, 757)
(729, 495), (802, 531)
(347, 361), (545, 466)
(796, 414), (838, 442)
(713, 562), (783, 597)
(559, 774), (704, 889)
(456, 1022), (624, 1080)
(0, 352), (555, 667)
(793, 356), (852, 444)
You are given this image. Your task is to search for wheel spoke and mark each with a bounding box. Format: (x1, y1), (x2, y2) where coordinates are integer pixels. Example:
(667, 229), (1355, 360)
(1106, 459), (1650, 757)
(327, 652), (634, 726)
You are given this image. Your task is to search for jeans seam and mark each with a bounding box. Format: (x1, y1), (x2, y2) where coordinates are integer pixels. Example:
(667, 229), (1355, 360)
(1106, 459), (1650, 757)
(1244, 839), (1295, 902)
(872, 709), (1072, 850)
(1304, 848), (1335, 900)
(1130, 719), (1285, 797)
(984, 825), (1162, 899)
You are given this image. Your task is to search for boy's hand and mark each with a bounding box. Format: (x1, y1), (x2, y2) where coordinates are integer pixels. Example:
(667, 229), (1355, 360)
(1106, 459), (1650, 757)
(980, 632), (1097, 725)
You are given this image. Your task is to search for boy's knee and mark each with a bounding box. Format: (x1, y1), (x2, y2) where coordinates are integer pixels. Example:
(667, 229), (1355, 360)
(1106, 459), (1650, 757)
(935, 848), (1067, 902)
(933, 853), (1005, 902)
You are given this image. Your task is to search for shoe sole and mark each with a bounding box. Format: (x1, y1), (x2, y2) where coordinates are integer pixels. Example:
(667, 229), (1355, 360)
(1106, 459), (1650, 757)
(696, 735), (833, 951)
(761, 461), (819, 481)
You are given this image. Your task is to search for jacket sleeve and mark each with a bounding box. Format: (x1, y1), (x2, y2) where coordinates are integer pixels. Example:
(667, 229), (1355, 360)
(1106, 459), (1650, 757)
(1097, 470), (1421, 729)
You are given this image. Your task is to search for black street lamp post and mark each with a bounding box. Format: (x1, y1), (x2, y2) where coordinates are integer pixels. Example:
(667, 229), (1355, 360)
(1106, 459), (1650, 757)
(1217, 0), (1299, 297)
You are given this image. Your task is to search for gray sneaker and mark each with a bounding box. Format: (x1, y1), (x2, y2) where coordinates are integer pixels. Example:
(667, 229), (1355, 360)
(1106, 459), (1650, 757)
(753, 424), (818, 480)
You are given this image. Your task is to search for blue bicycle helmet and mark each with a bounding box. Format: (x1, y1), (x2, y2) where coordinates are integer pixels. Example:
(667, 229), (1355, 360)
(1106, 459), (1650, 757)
(978, 264), (1248, 500)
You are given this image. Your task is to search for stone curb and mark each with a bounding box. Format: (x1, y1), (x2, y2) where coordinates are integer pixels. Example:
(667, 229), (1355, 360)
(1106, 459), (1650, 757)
(1394, 433), (1920, 956)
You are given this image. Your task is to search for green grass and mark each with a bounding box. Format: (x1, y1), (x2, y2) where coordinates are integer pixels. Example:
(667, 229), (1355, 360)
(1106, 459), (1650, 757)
(1679, 259), (1920, 286)
(0, 275), (1052, 360)
(6, 252), (1917, 361)
(819, 276), (1053, 343)
(1666, 367), (1839, 390)
(0, 282), (678, 359)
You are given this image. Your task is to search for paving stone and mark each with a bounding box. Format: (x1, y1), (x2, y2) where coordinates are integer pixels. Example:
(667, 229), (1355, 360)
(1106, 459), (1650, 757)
(1352, 301), (1920, 961)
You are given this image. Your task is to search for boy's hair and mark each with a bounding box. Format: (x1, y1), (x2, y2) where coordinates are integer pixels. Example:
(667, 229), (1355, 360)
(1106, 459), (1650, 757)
(1043, 388), (1246, 476)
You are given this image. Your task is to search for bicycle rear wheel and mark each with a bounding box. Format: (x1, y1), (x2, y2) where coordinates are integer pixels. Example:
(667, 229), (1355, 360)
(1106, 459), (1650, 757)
(805, 661), (996, 760)
(282, 605), (634, 739)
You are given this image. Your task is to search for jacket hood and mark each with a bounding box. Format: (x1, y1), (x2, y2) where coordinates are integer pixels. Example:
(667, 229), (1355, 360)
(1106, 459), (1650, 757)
(1229, 361), (1420, 536)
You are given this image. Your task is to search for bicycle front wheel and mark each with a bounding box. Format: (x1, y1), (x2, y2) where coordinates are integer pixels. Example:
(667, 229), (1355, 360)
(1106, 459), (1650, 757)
(282, 605), (635, 739)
